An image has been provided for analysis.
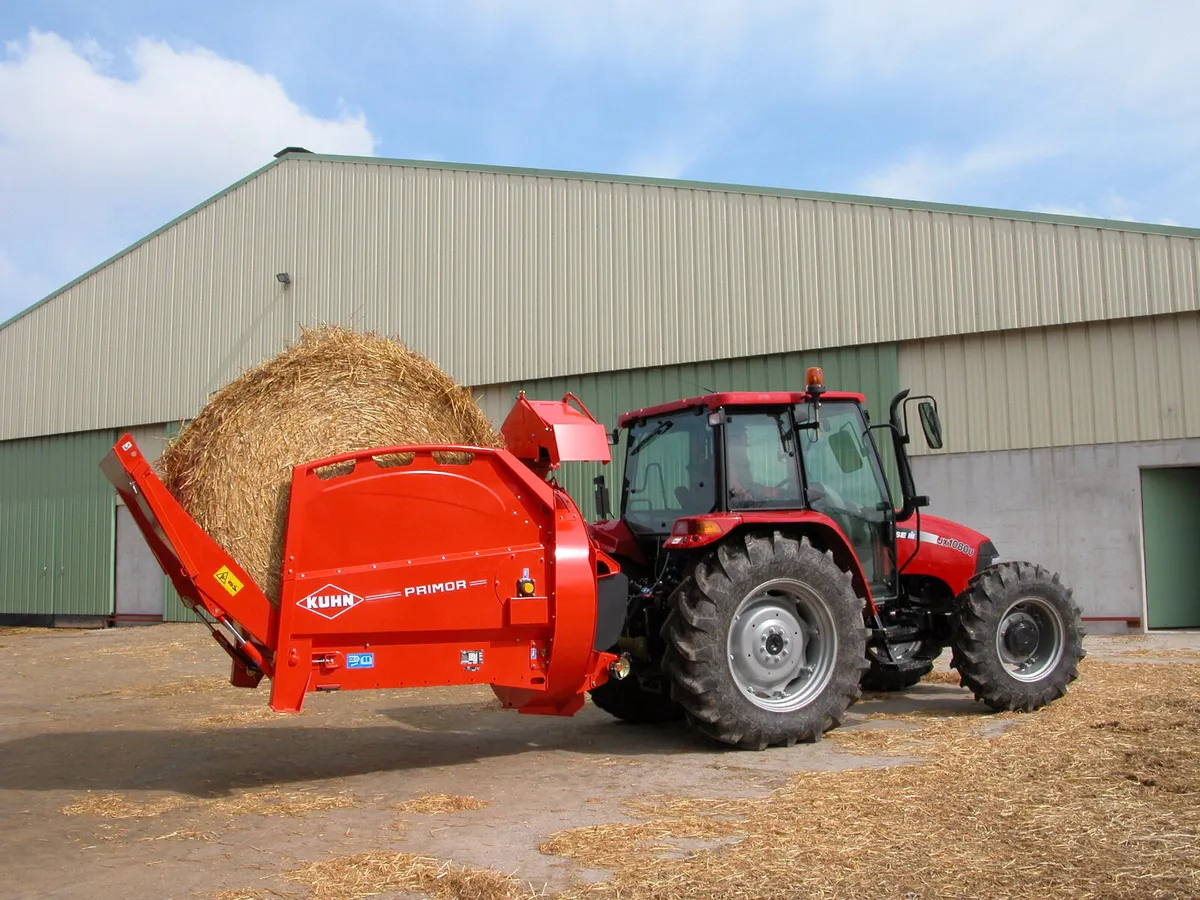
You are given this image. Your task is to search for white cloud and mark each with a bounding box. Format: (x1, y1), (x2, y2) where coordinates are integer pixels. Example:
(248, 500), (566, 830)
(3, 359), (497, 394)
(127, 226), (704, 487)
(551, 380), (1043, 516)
(800, 2), (1199, 217)
(442, 2), (1200, 215)
(457, 0), (759, 78)
(1033, 194), (1158, 226)
(625, 145), (695, 181)
(0, 249), (54, 321)
(858, 139), (1064, 204)
(0, 30), (375, 321)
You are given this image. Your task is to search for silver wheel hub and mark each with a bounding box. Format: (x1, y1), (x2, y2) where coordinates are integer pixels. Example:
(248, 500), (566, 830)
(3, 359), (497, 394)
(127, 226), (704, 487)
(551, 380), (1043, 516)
(727, 578), (838, 712)
(997, 597), (1065, 683)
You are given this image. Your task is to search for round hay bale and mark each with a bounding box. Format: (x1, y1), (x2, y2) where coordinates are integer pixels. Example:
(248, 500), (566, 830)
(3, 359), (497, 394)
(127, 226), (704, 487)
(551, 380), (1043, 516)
(158, 325), (503, 603)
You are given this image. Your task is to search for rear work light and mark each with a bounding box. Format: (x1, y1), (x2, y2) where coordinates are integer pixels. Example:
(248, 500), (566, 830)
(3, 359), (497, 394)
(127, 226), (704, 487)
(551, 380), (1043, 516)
(665, 516), (736, 549)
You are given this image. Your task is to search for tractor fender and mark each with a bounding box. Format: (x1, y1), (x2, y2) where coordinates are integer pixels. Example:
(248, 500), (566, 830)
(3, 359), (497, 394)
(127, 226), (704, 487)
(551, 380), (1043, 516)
(691, 511), (876, 612)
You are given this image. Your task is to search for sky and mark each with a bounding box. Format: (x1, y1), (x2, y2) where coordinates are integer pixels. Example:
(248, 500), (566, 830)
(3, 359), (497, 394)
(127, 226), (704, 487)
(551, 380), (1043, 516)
(2, 0), (1199, 323)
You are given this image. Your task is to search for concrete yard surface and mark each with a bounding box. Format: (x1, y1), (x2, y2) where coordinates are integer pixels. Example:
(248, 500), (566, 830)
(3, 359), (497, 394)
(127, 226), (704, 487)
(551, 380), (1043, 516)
(0, 624), (1196, 899)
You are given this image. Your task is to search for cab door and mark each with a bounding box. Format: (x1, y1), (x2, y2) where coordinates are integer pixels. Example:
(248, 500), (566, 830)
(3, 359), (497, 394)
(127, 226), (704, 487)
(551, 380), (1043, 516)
(794, 401), (898, 601)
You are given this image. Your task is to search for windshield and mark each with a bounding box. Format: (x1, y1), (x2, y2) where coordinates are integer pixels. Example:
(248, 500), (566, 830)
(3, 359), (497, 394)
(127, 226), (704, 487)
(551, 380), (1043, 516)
(622, 410), (716, 534)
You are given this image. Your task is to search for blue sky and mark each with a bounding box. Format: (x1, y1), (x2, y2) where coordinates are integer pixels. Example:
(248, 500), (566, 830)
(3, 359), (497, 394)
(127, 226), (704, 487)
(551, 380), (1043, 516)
(2, 1), (1199, 323)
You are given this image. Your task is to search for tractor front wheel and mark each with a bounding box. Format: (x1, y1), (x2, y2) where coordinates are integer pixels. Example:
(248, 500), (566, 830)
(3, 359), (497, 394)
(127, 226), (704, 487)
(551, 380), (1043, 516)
(662, 532), (868, 750)
(951, 561), (1084, 711)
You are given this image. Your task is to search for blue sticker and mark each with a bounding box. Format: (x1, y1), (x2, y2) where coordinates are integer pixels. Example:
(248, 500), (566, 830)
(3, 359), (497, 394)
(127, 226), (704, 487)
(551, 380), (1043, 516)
(347, 652), (375, 669)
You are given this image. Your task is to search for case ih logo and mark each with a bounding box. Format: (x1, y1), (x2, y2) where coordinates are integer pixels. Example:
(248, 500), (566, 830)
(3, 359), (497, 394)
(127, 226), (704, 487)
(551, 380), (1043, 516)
(297, 584), (364, 619)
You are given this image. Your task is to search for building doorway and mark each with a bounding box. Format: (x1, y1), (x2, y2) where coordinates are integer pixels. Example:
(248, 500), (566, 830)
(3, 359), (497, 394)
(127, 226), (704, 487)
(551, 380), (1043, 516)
(1141, 467), (1200, 629)
(114, 504), (164, 623)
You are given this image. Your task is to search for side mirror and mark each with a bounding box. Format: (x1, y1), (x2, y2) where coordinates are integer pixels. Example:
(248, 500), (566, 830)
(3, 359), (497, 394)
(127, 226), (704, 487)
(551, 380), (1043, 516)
(606, 429), (619, 446)
(918, 401), (943, 450)
(828, 429), (864, 474)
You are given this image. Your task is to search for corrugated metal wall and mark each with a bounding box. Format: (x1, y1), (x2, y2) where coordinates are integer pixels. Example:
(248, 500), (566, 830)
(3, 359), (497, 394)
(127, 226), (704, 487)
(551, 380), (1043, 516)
(4, 155), (1200, 442)
(476, 343), (899, 519)
(899, 311), (1200, 454)
(0, 431), (115, 618)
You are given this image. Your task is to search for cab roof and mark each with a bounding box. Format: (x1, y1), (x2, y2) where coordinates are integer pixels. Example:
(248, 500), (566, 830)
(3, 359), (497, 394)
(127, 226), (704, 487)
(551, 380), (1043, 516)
(617, 391), (866, 427)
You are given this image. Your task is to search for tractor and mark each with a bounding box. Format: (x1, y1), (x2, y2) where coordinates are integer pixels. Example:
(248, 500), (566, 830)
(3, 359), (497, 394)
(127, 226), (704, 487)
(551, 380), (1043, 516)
(586, 367), (1084, 749)
(102, 368), (1082, 751)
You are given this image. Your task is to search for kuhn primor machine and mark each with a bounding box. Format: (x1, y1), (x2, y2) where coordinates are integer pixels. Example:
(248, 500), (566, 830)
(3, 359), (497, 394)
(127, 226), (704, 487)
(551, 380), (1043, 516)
(103, 374), (1083, 750)
(102, 394), (629, 718)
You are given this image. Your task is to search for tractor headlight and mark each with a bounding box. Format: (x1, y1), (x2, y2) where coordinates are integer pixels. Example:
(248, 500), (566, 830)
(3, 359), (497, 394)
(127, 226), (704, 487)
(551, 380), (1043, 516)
(976, 540), (999, 573)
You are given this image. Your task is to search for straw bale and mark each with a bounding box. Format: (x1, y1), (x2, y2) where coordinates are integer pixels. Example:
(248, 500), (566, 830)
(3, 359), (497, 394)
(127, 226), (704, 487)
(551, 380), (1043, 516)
(158, 326), (502, 602)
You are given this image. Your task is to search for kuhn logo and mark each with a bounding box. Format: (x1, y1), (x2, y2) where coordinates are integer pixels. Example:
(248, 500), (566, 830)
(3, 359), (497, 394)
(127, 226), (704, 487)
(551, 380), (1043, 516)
(297, 584), (364, 620)
(405, 579), (468, 598)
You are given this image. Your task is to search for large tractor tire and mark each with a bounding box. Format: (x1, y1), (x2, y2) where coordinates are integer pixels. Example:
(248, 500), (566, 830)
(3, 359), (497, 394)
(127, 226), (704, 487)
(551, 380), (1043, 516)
(662, 532), (869, 750)
(951, 561), (1084, 712)
(589, 669), (683, 724)
(860, 641), (941, 692)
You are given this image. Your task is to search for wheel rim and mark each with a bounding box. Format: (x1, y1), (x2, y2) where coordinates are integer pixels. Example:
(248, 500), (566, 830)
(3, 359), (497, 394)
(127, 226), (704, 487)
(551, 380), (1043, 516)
(726, 578), (838, 712)
(996, 596), (1064, 682)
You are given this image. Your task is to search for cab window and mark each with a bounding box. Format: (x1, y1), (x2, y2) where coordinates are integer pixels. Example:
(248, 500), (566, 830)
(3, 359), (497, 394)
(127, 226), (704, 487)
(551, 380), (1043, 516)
(623, 411), (716, 533)
(723, 410), (803, 509)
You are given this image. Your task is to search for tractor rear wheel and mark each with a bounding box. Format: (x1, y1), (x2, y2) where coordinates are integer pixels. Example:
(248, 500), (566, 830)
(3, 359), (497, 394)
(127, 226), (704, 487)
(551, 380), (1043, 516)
(951, 561), (1084, 712)
(589, 668), (683, 724)
(662, 532), (868, 750)
(860, 641), (941, 692)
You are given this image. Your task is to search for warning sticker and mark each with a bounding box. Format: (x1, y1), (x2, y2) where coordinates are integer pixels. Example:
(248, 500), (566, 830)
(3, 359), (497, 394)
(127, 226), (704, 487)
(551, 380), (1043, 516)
(214, 566), (244, 597)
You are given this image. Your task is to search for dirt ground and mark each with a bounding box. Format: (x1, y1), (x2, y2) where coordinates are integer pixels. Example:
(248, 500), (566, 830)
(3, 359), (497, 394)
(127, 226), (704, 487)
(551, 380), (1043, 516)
(0, 624), (1196, 900)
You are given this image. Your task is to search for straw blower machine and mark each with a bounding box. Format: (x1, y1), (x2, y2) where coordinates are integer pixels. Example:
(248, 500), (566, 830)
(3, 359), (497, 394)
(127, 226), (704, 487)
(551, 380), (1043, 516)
(103, 373), (1083, 750)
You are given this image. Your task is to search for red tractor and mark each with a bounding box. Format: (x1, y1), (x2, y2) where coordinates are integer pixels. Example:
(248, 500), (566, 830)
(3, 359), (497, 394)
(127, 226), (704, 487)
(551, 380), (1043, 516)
(586, 368), (1084, 748)
(102, 368), (1082, 751)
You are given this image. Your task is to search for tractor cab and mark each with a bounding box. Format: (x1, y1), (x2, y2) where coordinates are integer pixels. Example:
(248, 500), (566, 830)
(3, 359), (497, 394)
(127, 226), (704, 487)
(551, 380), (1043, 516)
(610, 368), (938, 603)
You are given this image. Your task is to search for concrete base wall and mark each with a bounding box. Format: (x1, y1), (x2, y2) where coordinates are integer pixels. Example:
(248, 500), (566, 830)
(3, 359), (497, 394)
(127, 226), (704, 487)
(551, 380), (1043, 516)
(911, 438), (1200, 632)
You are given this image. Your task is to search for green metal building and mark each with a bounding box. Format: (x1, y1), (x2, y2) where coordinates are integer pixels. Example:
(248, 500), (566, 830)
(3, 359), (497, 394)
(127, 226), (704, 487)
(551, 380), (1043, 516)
(2, 149), (1200, 629)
